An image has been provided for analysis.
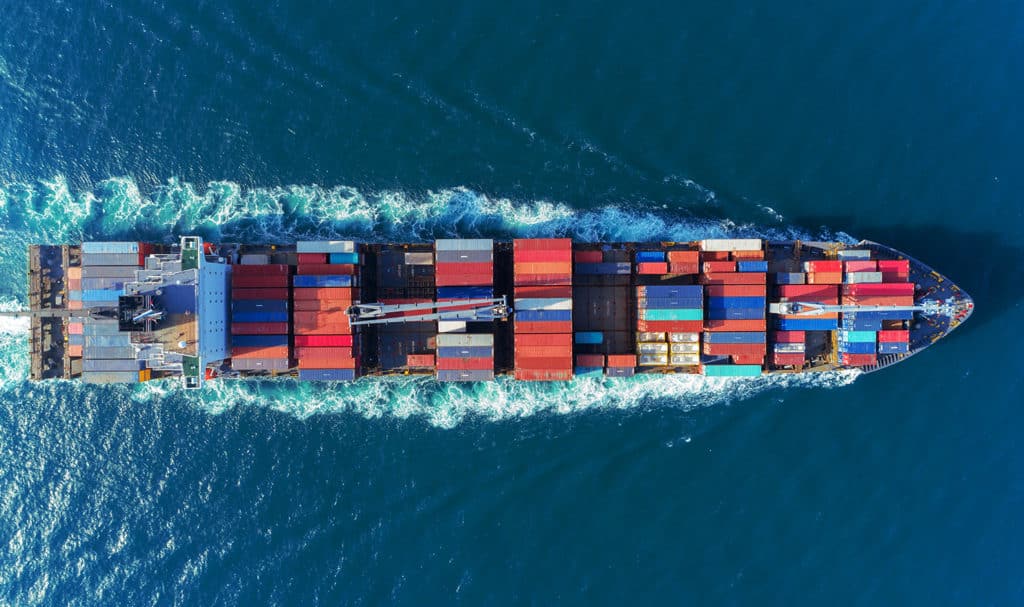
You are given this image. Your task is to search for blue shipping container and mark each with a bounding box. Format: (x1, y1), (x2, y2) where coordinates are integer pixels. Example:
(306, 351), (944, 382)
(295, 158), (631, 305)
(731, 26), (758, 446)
(638, 285), (703, 298)
(81, 289), (122, 302)
(635, 251), (666, 262)
(298, 369), (357, 381)
(574, 367), (603, 378)
(637, 297), (703, 309)
(231, 334), (289, 347)
(515, 310), (572, 322)
(878, 342), (910, 354)
(605, 367), (635, 377)
(843, 316), (883, 331)
(737, 261), (769, 273)
(703, 332), (767, 344)
(573, 262), (632, 275)
(231, 311), (289, 323)
(293, 275), (354, 288)
(328, 252), (360, 264)
(706, 296), (767, 309)
(232, 300), (289, 312)
(707, 307), (765, 320)
(436, 346), (494, 359)
(840, 341), (877, 354)
(776, 318), (839, 331)
(574, 332), (604, 344)
(436, 286), (494, 299)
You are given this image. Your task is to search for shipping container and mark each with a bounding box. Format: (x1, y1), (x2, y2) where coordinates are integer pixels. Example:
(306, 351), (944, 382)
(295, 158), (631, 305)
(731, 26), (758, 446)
(840, 341), (877, 354)
(80, 277), (129, 290)
(840, 330), (877, 343)
(435, 274), (495, 287)
(68, 344), (83, 357)
(513, 355), (573, 369)
(842, 283), (915, 296)
(231, 322), (289, 335)
(232, 334), (289, 347)
(878, 342), (910, 354)
(437, 321), (467, 333)
(635, 320), (704, 332)
(232, 299), (289, 312)
(81, 253), (141, 266)
(516, 333), (574, 347)
(435, 250), (494, 263)
(637, 354), (669, 366)
(574, 250), (604, 263)
(706, 308), (765, 320)
(231, 288), (289, 300)
(82, 371), (140, 383)
(515, 298), (572, 311)
(406, 354), (436, 367)
(637, 342), (669, 354)
(575, 354), (605, 367)
(231, 358), (291, 371)
(837, 249), (872, 260)
(514, 249), (572, 263)
(705, 285), (767, 298)
(292, 275), (356, 288)
(702, 364), (762, 377)
(635, 285), (703, 298)
(512, 273), (573, 286)
(605, 367), (635, 377)
(736, 261), (769, 273)
(514, 320), (573, 333)
(404, 252), (434, 266)
(514, 345), (574, 358)
(636, 332), (666, 342)
(513, 285), (573, 299)
(778, 284), (839, 301)
(637, 297), (703, 309)
(83, 359), (143, 372)
(700, 251), (731, 261)
(512, 369), (571, 381)
(296, 240), (356, 253)
(328, 252), (360, 264)
(574, 331), (603, 344)
(841, 295), (915, 307)
(79, 265), (137, 278)
(877, 330), (910, 343)
(706, 296), (767, 309)
(574, 262), (632, 275)
(293, 311), (351, 334)
(666, 250), (700, 263)
(668, 332), (699, 343)
(232, 346), (290, 359)
(437, 369), (496, 381)
(574, 367), (603, 378)
(437, 346), (494, 358)
(296, 264), (357, 275)
(703, 332), (766, 344)
(297, 253), (327, 264)
(435, 238), (493, 252)
(700, 239), (763, 252)
(436, 286), (494, 300)
(513, 261), (573, 275)
(606, 354), (637, 367)
(435, 334), (494, 347)
(297, 356), (358, 370)
(232, 264), (290, 275)
(773, 330), (806, 343)
(731, 250), (766, 261)
(845, 272), (883, 284)
(775, 318), (839, 331)
(232, 274), (290, 288)
(702, 261), (736, 273)
(844, 260), (877, 273)
(803, 260), (842, 273)
(82, 241), (140, 254)
(839, 353), (878, 366)
(293, 299), (351, 312)
(702, 342), (768, 356)
(81, 346), (135, 358)
(512, 238), (572, 251)
(293, 335), (352, 347)
(638, 309), (702, 321)
(775, 272), (805, 285)
(240, 254), (271, 265)
(771, 352), (806, 366)
(635, 251), (666, 263)
(232, 311), (289, 323)
(670, 342), (700, 353)
(292, 287), (357, 301)
(298, 369), (356, 381)
(516, 310), (572, 322)
(293, 346), (354, 359)
(773, 343), (806, 353)
(700, 273), (767, 285)
(806, 272), (843, 284)
(435, 357), (494, 371)
(877, 259), (910, 272)
(670, 353), (701, 365)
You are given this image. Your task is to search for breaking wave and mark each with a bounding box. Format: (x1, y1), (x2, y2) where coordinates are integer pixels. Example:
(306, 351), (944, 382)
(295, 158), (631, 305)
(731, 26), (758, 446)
(0, 176), (858, 426)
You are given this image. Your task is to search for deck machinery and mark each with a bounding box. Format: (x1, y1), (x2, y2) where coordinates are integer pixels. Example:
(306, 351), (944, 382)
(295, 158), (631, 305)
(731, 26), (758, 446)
(4, 236), (973, 388)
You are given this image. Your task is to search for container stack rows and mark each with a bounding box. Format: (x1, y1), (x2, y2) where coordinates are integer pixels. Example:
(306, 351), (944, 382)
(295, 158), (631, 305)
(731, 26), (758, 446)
(293, 241), (360, 381)
(631, 247), (702, 370)
(434, 239), (495, 381)
(697, 239), (766, 376)
(513, 239), (573, 380)
(77, 242), (147, 383)
(571, 247), (633, 377)
(230, 254), (292, 373)
(837, 252), (913, 367)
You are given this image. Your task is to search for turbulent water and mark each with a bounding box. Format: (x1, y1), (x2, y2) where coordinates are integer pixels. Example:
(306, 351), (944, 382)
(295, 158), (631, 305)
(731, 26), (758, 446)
(1, 1), (1022, 605)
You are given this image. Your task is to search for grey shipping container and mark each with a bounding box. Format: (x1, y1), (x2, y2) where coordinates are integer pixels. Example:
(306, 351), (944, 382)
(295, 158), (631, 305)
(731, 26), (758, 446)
(83, 321), (123, 336)
(435, 369), (495, 382)
(81, 265), (139, 278)
(296, 240), (355, 253)
(82, 242), (139, 254)
(84, 335), (133, 348)
(240, 254), (270, 265)
(845, 272), (883, 284)
(82, 252), (139, 266)
(435, 250), (493, 263)
(83, 359), (143, 372)
(434, 239), (493, 252)
(605, 367), (635, 377)
(231, 358), (291, 371)
(435, 333), (494, 347)
(82, 346), (136, 359)
(404, 252), (434, 265)
(837, 249), (872, 260)
(82, 371), (139, 384)
(436, 346), (494, 359)
(81, 277), (128, 290)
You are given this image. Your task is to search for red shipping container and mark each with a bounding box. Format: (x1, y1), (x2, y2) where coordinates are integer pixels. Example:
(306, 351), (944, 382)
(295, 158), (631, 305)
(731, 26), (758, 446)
(637, 262), (669, 275)
(773, 330), (806, 343)
(297, 253), (327, 264)
(731, 250), (765, 260)
(295, 335), (353, 347)
(515, 249), (572, 262)
(437, 357), (494, 371)
(703, 343), (767, 356)
(843, 283), (914, 296)
(231, 288), (290, 300)
(732, 354), (764, 365)
(514, 333), (573, 347)
(700, 273), (767, 285)
(806, 272), (843, 284)
(436, 273), (495, 287)
(805, 260), (842, 272)
(513, 238), (572, 251)
(778, 284), (839, 301)
(667, 250), (699, 263)
(232, 345), (290, 359)
(771, 352), (806, 366)
(231, 322), (289, 335)
(292, 287), (357, 301)
(514, 320), (573, 333)
(436, 261), (493, 275)
(668, 263), (699, 274)
(296, 264), (357, 275)
(636, 320), (704, 332)
(68, 300), (82, 310)
(298, 356), (358, 370)
(881, 271), (910, 282)
(407, 354), (435, 367)
(68, 344), (83, 357)
(702, 261), (737, 273)
(232, 264), (289, 275)
(840, 353), (877, 366)
(68, 278), (81, 290)
(514, 285), (573, 299)
(294, 299), (351, 312)
(576, 354), (605, 367)
(700, 251), (730, 261)
(877, 259), (910, 273)
(514, 345), (574, 358)
(513, 274), (573, 286)
(514, 356), (573, 369)
(232, 274), (289, 288)
(574, 250), (603, 263)
(703, 319), (768, 331)
(68, 322), (84, 335)
(844, 260), (877, 272)
(877, 330), (910, 343)
(606, 354), (637, 368)
(707, 284), (767, 297)
(295, 346), (353, 359)
(294, 312), (351, 334)
(513, 261), (573, 274)
(514, 369), (573, 381)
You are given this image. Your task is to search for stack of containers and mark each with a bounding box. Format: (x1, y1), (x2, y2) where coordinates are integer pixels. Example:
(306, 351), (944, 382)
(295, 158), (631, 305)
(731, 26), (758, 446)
(877, 330), (911, 355)
(775, 285), (840, 331)
(771, 331), (806, 367)
(231, 260), (291, 373)
(67, 265), (83, 358)
(79, 242), (145, 383)
(605, 354), (637, 377)
(575, 353), (604, 378)
(635, 285), (703, 367)
(666, 250), (699, 275)
(839, 256), (913, 366)
(513, 239), (572, 380)
(697, 239), (767, 371)
(634, 250), (668, 275)
(292, 241), (359, 380)
(802, 260), (843, 285)
(837, 330), (877, 366)
(573, 249), (631, 277)
(435, 239), (495, 381)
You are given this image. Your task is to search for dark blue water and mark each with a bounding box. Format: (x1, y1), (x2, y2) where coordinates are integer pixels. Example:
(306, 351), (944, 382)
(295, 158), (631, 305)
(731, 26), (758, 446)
(1, 1), (1022, 604)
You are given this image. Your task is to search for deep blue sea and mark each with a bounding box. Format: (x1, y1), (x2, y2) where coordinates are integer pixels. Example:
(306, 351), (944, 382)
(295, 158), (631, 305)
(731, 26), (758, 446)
(1, 1), (1022, 604)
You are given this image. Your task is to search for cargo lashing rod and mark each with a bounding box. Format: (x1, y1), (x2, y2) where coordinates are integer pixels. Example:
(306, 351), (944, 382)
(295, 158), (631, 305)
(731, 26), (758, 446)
(349, 297), (511, 326)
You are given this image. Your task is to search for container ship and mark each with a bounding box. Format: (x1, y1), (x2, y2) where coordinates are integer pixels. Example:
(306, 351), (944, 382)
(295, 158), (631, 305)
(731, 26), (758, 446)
(5, 237), (972, 388)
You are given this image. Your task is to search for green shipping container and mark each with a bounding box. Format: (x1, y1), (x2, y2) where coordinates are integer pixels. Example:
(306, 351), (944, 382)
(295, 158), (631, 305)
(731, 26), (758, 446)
(639, 308), (703, 321)
(703, 364), (762, 377)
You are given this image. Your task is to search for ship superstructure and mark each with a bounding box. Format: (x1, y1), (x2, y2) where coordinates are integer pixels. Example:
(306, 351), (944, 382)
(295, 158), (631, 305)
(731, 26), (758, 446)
(8, 237), (973, 388)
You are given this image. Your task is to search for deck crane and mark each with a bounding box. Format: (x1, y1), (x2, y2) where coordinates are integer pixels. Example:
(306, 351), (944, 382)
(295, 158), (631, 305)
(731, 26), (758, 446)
(770, 298), (971, 318)
(349, 297), (512, 326)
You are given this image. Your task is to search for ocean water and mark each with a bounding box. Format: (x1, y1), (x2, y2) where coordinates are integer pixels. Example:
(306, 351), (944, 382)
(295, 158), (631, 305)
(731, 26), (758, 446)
(1, 0), (1022, 604)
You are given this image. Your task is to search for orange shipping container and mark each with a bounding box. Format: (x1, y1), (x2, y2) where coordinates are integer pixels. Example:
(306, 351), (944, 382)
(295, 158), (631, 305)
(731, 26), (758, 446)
(514, 320), (573, 333)
(514, 369), (573, 381)
(68, 344), (83, 357)
(293, 299), (352, 312)
(514, 345), (574, 358)
(730, 250), (765, 260)
(407, 354), (436, 367)
(806, 272), (843, 284)
(513, 261), (573, 275)
(514, 356), (573, 369)
(513, 274), (573, 286)
(514, 333), (573, 347)
(666, 250), (700, 263)
(702, 261), (736, 273)
(68, 322), (84, 335)
(636, 320), (703, 332)
(700, 251), (730, 261)
(232, 346), (290, 359)
(636, 262), (669, 274)
(297, 357), (358, 370)
(699, 273), (767, 285)
(294, 346), (353, 359)
(606, 354), (637, 367)
(703, 319), (768, 331)
(668, 263), (699, 274)
(67, 266), (82, 279)
(292, 287), (356, 301)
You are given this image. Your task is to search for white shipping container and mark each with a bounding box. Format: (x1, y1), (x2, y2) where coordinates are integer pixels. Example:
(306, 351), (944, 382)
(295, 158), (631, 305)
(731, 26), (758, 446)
(513, 298), (572, 311)
(638, 354), (669, 366)
(637, 332), (667, 342)
(670, 354), (700, 365)
(435, 333), (494, 347)
(670, 343), (699, 353)
(437, 321), (467, 333)
(845, 272), (883, 284)
(638, 342), (669, 354)
(82, 241), (140, 254)
(296, 240), (356, 253)
(837, 249), (872, 260)
(668, 332), (700, 343)
(773, 343), (806, 353)
(700, 238), (763, 252)
(240, 254), (270, 265)
(434, 239), (494, 252)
